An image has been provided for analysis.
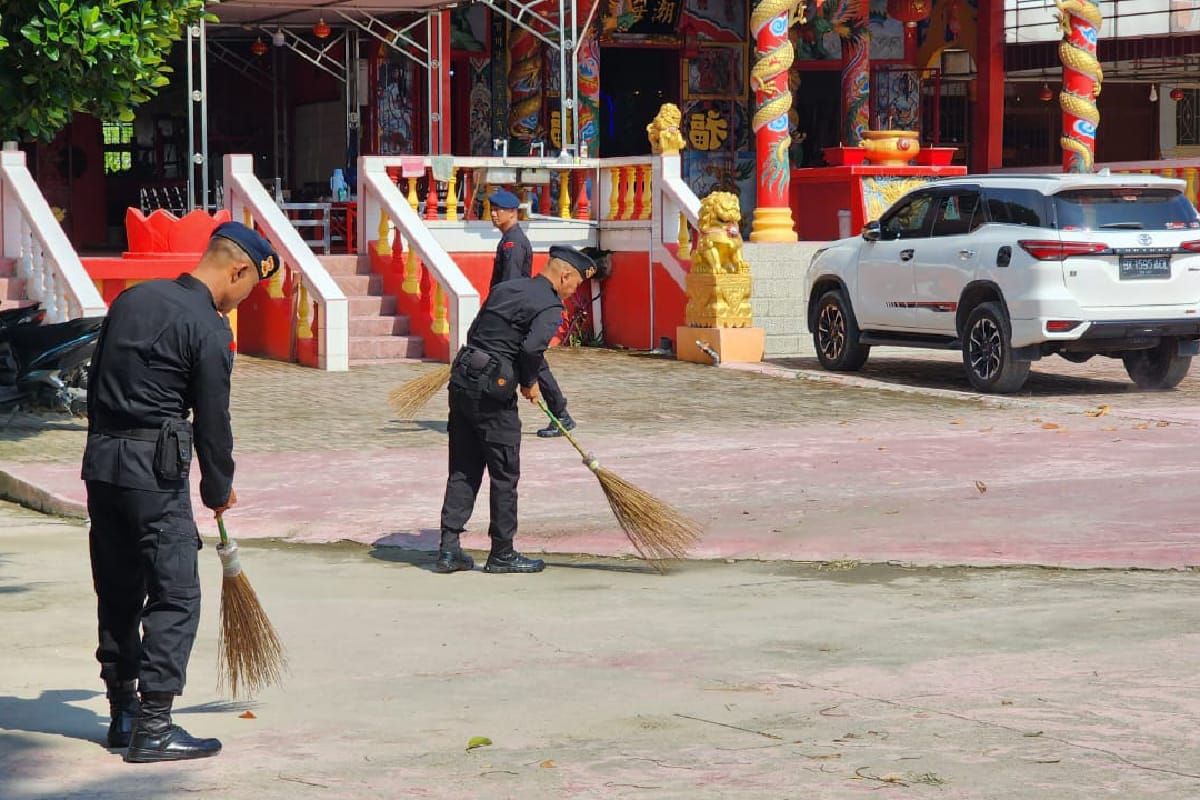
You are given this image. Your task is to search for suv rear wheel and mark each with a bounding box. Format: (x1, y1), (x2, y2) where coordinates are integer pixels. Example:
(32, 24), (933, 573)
(814, 290), (870, 371)
(962, 302), (1030, 393)
(1122, 340), (1191, 390)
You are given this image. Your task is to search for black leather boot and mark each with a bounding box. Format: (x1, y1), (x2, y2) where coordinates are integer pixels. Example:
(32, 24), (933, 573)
(434, 549), (475, 573)
(484, 550), (546, 573)
(124, 692), (222, 763)
(105, 680), (139, 748)
(537, 414), (575, 438)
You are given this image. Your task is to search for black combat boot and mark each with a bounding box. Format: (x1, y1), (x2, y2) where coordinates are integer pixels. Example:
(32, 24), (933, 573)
(536, 413), (575, 438)
(124, 692), (222, 763)
(434, 549), (475, 573)
(484, 550), (546, 573)
(105, 680), (139, 748)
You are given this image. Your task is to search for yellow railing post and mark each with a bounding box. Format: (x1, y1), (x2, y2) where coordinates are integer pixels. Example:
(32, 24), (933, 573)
(622, 166), (637, 221)
(445, 168), (458, 221)
(558, 171), (572, 219)
(432, 283), (450, 335)
(375, 208), (392, 257)
(607, 169), (620, 220)
(638, 164), (653, 220)
(1184, 168), (1199, 208)
(407, 178), (420, 211)
(296, 278), (312, 340)
(677, 212), (691, 260)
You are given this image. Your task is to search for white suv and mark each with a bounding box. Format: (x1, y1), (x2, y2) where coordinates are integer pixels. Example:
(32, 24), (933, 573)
(804, 173), (1200, 393)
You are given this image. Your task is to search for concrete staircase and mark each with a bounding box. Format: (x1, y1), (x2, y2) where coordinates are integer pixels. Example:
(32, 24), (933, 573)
(318, 255), (423, 363)
(0, 258), (31, 311)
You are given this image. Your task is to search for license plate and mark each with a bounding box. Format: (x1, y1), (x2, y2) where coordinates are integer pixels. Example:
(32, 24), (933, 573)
(1119, 255), (1171, 280)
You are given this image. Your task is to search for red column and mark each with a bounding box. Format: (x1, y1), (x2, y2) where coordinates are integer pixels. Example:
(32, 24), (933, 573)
(1058, 0), (1102, 172)
(839, 1), (870, 146)
(972, 0), (1004, 173)
(748, 0), (798, 243)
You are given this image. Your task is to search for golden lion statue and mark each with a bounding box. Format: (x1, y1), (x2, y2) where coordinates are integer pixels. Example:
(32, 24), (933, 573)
(646, 103), (686, 156)
(693, 191), (749, 275)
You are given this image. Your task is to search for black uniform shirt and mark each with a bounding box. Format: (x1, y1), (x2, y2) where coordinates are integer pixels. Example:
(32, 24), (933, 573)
(82, 274), (235, 509)
(490, 223), (532, 288)
(469, 275), (563, 387)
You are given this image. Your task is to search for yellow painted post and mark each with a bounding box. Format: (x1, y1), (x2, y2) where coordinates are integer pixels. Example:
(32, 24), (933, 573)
(1184, 168), (1199, 208)
(677, 212), (691, 260)
(431, 283), (450, 335)
(638, 164), (653, 220)
(483, 184), (493, 218)
(407, 177), (420, 211)
(402, 243), (421, 295)
(296, 279), (312, 340)
(1163, 168), (1177, 179)
(445, 168), (459, 221)
(376, 209), (392, 256)
(622, 166), (637, 221)
(519, 186), (530, 221)
(558, 171), (572, 219)
(242, 208), (253, 227)
(607, 169), (620, 220)
(226, 308), (237, 343)
(267, 262), (285, 299)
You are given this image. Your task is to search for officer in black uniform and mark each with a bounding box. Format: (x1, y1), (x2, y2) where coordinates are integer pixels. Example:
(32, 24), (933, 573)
(437, 245), (598, 574)
(488, 188), (576, 438)
(83, 221), (278, 762)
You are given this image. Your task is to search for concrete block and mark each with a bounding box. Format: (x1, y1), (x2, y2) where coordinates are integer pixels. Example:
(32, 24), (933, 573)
(677, 326), (765, 364)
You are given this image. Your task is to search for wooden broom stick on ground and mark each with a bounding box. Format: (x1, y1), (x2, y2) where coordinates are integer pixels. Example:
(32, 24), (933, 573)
(216, 516), (287, 698)
(536, 399), (703, 573)
(387, 364), (452, 420)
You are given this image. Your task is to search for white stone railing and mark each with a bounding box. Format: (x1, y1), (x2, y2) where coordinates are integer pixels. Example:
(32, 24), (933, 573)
(0, 148), (107, 321)
(224, 155), (348, 371)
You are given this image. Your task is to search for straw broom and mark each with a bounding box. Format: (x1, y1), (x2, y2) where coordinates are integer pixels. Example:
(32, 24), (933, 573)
(387, 364), (452, 420)
(216, 516), (286, 698)
(536, 399), (702, 573)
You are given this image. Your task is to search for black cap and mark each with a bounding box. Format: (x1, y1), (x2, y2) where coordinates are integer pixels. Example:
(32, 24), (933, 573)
(548, 245), (597, 279)
(211, 221), (281, 280)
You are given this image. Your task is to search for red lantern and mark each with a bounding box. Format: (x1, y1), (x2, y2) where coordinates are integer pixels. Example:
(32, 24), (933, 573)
(251, 37), (268, 57)
(1039, 83), (1053, 102)
(313, 17), (331, 39)
(1171, 87), (1186, 102)
(887, 0), (931, 27)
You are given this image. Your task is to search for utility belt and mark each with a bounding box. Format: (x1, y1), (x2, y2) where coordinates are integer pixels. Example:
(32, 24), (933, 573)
(102, 419), (193, 481)
(450, 345), (517, 402)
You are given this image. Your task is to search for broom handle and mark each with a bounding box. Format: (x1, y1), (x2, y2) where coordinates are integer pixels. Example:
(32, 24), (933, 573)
(217, 515), (229, 547)
(535, 398), (592, 463)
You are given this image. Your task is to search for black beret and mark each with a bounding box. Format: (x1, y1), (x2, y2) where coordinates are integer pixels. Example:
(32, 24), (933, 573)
(549, 245), (598, 278)
(211, 221), (281, 280)
(489, 189), (521, 210)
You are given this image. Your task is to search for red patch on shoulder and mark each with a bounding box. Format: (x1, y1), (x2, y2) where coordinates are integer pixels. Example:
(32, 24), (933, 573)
(503, 241), (515, 249)
(229, 340), (238, 353)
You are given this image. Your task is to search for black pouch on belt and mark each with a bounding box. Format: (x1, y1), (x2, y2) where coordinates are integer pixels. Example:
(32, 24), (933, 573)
(153, 418), (193, 481)
(451, 347), (515, 402)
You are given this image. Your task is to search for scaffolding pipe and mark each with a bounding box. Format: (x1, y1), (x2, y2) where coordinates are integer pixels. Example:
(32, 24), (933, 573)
(200, 19), (210, 211)
(186, 26), (195, 210)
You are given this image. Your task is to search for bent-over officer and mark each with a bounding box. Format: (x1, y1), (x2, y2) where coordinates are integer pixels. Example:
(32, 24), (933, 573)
(437, 245), (598, 574)
(83, 221), (278, 762)
(487, 188), (575, 438)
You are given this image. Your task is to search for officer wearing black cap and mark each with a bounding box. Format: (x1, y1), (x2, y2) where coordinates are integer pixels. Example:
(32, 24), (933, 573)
(488, 188), (579, 438)
(83, 220), (278, 762)
(437, 244), (598, 574)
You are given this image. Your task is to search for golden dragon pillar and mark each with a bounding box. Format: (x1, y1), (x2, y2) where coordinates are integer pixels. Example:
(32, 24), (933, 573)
(1058, 0), (1103, 173)
(749, 0), (803, 242)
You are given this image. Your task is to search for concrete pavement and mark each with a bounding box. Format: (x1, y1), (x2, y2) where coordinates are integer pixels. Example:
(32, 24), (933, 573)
(2, 501), (1198, 800)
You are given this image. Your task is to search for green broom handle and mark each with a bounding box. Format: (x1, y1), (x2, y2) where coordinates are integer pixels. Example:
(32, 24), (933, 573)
(535, 398), (592, 463)
(217, 515), (229, 547)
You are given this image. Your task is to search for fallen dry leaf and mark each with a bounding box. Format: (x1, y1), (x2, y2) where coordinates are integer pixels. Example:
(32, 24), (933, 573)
(1084, 404), (1111, 418)
(239, 711), (256, 719)
(950, 419), (962, 425)
(1134, 423), (1150, 430)
(975, 480), (987, 494)
(539, 760), (556, 769)
(1040, 422), (1060, 430)
(1157, 421), (1170, 428)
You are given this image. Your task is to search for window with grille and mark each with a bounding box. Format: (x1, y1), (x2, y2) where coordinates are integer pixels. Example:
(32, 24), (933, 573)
(102, 121), (134, 174)
(1178, 89), (1200, 147)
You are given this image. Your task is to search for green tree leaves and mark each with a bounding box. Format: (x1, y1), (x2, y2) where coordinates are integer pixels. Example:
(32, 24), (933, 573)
(0, 0), (207, 142)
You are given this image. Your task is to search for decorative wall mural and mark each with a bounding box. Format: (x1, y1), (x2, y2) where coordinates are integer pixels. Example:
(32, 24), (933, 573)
(680, 0), (746, 42)
(683, 43), (748, 100)
(377, 60), (417, 154)
(469, 58), (492, 155)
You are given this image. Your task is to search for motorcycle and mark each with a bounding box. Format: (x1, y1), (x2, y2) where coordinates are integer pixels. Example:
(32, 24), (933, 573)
(0, 303), (46, 343)
(0, 314), (104, 417)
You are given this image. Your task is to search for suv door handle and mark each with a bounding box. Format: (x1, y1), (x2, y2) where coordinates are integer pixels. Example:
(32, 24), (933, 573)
(958, 249), (976, 259)
(899, 249), (914, 262)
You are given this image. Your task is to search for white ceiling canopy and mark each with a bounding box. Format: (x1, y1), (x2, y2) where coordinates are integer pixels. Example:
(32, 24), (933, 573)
(205, 0), (459, 28)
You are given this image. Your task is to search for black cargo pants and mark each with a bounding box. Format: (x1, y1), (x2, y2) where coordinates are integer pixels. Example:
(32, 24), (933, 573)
(86, 481), (201, 695)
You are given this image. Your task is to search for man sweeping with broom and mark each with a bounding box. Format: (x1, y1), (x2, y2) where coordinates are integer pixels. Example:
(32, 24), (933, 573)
(83, 222), (277, 762)
(436, 245), (598, 574)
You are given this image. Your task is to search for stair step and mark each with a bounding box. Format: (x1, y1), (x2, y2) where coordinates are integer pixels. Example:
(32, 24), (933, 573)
(0, 277), (25, 300)
(348, 335), (424, 360)
(349, 315), (410, 337)
(0, 258), (16, 277)
(347, 295), (397, 316)
(0, 299), (37, 311)
(317, 255), (367, 276)
(333, 274), (383, 295)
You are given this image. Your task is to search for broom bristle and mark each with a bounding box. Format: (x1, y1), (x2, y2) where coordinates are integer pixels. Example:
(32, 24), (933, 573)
(387, 364), (452, 420)
(594, 467), (703, 573)
(218, 572), (287, 698)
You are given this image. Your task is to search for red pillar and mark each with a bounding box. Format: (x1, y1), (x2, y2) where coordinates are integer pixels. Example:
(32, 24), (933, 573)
(748, 0), (798, 243)
(972, 0), (1004, 173)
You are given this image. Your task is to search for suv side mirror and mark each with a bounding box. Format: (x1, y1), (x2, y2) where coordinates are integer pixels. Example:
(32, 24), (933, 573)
(862, 221), (882, 242)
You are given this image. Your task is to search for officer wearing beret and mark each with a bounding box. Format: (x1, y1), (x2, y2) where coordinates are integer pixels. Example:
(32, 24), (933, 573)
(488, 189), (577, 438)
(437, 245), (598, 574)
(83, 221), (279, 762)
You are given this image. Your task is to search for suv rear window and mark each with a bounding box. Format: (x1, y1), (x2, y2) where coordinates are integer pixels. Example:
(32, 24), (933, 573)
(1052, 188), (1200, 231)
(981, 188), (1050, 228)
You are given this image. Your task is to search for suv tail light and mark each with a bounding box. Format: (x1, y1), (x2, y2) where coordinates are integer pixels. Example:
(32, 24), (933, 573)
(1018, 240), (1109, 261)
(1046, 320), (1083, 332)
(1182, 241), (1200, 253)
